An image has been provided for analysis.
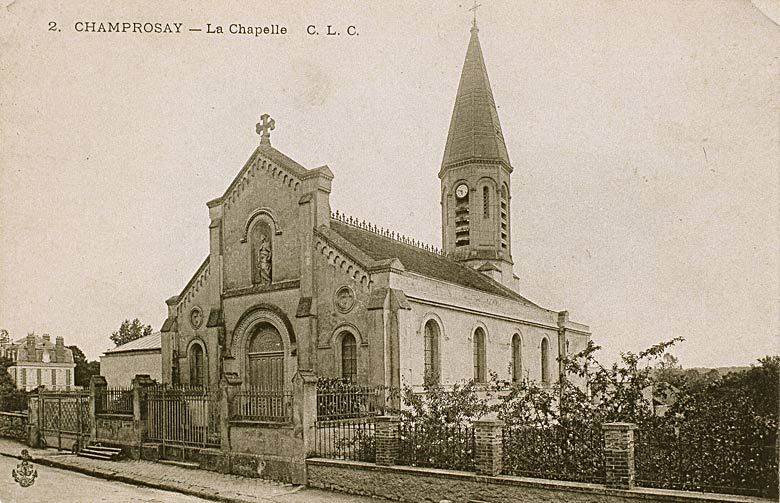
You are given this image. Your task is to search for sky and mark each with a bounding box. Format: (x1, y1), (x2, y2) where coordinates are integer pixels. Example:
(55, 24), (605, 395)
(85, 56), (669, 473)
(1, 1), (778, 365)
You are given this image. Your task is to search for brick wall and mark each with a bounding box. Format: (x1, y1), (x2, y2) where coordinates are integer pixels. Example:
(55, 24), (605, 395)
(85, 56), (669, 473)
(306, 459), (764, 503)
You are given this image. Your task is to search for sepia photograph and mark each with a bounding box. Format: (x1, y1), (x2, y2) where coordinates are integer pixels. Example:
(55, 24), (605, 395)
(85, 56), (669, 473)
(0, 1), (778, 502)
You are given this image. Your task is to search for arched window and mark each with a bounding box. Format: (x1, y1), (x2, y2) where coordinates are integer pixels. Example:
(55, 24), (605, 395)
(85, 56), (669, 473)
(189, 342), (205, 387)
(473, 328), (486, 383)
(248, 323), (284, 390)
(341, 333), (357, 382)
(483, 186), (490, 218)
(511, 334), (522, 382)
(423, 320), (441, 384)
(541, 338), (550, 384)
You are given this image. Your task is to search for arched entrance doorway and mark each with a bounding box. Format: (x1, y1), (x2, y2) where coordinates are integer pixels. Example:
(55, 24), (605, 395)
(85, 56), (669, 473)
(247, 322), (284, 390)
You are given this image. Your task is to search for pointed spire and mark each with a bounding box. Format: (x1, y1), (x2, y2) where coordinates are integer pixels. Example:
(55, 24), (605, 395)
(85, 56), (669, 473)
(440, 23), (511, 175)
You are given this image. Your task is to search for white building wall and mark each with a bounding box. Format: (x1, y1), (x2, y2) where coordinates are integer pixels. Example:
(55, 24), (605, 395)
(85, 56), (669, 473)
(400, 299), (560, 388)
(8, 365), (75, 391)
(100, 350), (162, 387)
(390, 271), (591, 389)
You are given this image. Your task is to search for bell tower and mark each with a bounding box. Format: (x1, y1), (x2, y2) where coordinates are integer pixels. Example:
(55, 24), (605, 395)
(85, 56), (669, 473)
(440, 21), (515, 288)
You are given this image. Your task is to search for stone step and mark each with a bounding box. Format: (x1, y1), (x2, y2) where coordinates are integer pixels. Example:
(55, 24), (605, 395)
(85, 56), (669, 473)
(84, 445), (122, 454)
(77, 449), (115, 461)
(158, 459), (200, 470)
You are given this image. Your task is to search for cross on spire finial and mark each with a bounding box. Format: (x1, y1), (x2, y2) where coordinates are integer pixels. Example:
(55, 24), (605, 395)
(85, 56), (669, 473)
(256, 114), (275, 145)
(468, 0), (481, 29)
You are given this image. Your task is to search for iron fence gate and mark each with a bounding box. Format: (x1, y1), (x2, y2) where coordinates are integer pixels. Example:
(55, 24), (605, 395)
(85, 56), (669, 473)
(144, 386), (220, 448)
(39, 390), (91, 451)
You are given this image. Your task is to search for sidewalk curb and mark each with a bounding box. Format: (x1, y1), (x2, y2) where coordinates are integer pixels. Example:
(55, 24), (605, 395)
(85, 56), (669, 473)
(0, 450), (266, 503)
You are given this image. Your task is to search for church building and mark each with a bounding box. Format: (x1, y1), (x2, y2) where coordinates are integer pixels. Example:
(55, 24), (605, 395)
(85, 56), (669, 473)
(159, 22), (591, 393)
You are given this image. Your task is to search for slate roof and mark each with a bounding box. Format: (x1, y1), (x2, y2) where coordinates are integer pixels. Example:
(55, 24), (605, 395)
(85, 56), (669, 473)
(441, 24), (511, 174)
(329, 220), (538, 306)
(104, 332), (162, 355)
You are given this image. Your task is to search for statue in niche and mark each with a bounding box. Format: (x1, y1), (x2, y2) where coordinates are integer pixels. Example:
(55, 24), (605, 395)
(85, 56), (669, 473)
(252, 221), (273, 286)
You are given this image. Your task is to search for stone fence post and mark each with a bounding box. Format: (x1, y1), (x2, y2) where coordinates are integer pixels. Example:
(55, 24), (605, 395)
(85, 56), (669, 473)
(474, 413), (504, 476)
(375, 415), (400, 466)
(603, 422), (637, 489)
(292, 370), (318, 458)
(88, 375), (107, 441)
(132, 374), (155, 455)
(219, 372), (242, 453)
(27, 393), (40, 447)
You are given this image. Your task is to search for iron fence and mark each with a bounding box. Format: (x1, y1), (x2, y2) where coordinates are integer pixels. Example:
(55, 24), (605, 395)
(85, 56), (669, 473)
(316, 381), (386, 420)
(501, 423), (605, 483)
(314, 417), (376, 462)
(398, 421), (475, 471)
(230, 386), (293, 423)
(635, 427), (778, 499)
(96, 386), (133, 415)
(144, 385), (220, 448)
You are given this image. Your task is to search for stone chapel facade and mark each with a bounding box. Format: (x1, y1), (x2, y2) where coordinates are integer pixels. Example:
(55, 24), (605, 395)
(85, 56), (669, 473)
(159, 24), (591, 392)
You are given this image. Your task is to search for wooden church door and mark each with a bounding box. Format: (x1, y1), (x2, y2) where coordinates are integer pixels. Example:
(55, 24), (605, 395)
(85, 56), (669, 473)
(247, 323), (285, 391)
(248, 353), (284, 390)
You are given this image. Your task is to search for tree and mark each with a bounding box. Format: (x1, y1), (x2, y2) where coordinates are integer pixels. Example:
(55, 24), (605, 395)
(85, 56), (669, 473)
(0, 357), (26, 412)
(110, 318), (152, 347)
(68, 345), (100, 387)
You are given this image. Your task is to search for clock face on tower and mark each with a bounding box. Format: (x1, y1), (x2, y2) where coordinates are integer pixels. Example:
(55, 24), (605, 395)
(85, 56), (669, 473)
(455, 184), (469, 199)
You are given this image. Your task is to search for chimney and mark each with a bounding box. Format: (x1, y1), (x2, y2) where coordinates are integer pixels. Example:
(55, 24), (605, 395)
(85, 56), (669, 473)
(55, 336), (65, 361)
(42, 334), (51, 343)
(25, 334), (36, 359)
(557, 311), (570, 327)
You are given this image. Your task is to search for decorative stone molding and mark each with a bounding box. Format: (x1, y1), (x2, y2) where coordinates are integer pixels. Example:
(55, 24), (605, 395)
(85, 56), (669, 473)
(240, 207), (282, 243)
(419, 312), (447, 341)
(314, 236), (373, 292)
(470, 320), (490, 342)
(230, 305), (297, 381)
(223, 154), (302, 212)
(222, 279), (300, 299)
(333, 285), (356, 314)
(321, 322), (367, 349)
(189, 306), (204, 329)
(176, 258), (211, 316)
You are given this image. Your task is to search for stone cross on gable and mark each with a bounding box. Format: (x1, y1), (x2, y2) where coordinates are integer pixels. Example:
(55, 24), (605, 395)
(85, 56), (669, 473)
(256, 114), (275, 145)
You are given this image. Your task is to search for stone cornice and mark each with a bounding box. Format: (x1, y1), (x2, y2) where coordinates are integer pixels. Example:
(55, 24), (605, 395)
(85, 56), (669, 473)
(313, 228), (375, 292)
(439, 157), (513, 178)
(405, 295), (590, 336)
(176, 256), (211, 315)
(222, 279), (300, 299)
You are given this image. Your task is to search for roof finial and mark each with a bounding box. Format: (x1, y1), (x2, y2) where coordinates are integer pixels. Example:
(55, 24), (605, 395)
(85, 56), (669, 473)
(256, 114), (275, 145)
(468, 0), (481, 30)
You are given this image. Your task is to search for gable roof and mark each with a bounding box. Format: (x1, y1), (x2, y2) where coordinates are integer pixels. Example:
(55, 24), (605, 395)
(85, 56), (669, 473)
(329, 220), (538, 305)
(211, 143), (310, 208)
(104, 332), (162, 355)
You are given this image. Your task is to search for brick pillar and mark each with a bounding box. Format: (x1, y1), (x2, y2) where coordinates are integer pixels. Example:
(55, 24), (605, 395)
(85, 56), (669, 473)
(603, 422), (637, 489)
(88, 375), (107, 441)
(474, 413), (504, 476)
(375, 415), (400, 466)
